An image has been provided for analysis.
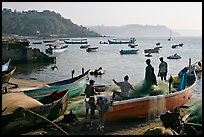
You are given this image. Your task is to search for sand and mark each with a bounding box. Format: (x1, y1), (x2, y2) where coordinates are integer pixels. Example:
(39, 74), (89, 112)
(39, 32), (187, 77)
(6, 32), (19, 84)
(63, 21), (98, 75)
(3, 77), (192, 135)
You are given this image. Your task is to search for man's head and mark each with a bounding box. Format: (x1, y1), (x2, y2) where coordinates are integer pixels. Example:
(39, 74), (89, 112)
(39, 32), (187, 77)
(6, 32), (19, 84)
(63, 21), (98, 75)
(89, 79), (95, 85)
(146, 59), (151, 65)
(124, 75), (129, 81)
(159, 57), (163, 62)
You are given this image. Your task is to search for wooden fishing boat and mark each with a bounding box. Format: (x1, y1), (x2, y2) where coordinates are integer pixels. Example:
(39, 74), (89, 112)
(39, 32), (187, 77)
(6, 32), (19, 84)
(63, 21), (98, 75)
(64, 39), (88, 44)
(108, 38), (136, 44)
(2, 67), (16, 84)
(2, 59), (11, 72)
(12, 70), (90, 100)
(2, 89), (69, 134)
(103, 67), (196, 122)
(120, 49), (139, 55)
(86, 47), (98, 52)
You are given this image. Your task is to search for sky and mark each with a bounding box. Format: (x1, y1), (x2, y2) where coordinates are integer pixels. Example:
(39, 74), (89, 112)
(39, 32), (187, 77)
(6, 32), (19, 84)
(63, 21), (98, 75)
(2, 2), (202, 31)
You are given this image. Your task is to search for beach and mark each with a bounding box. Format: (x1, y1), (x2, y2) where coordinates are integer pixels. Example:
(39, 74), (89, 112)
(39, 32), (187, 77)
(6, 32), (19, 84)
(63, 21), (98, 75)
(4, 77), (193, 135)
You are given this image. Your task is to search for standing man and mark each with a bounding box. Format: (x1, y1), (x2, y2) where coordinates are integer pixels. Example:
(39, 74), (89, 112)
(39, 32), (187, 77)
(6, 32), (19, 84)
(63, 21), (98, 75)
(84, 79), (98, 119)
(158, 57), (168, 81)
(112, 75), (136, 101)
(145, 59), (157, 85)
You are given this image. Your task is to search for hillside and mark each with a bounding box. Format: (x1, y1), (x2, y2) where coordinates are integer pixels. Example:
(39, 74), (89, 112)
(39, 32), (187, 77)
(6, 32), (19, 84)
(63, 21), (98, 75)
(87, 24), (180, 37)
(2, 8), (101, 37)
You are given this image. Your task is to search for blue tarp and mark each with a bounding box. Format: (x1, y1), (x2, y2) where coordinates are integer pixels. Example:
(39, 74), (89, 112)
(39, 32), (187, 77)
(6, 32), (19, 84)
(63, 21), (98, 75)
(178, 67), (188, 91)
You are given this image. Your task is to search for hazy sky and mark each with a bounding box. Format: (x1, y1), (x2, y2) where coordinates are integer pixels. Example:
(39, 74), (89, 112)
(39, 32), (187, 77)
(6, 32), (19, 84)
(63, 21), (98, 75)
(2, 2), (202, 31)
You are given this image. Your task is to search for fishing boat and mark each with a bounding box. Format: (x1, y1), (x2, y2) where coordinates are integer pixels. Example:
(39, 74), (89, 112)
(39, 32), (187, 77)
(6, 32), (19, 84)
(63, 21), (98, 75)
(11, 70), (90, 100)
(86, 47), (98, 52)
(128, 43), (138, 48)
(32, 41), (42, 44)
(2, 67), (16, 84)
(167, 53), (181, 59)
(144, 47), (160, 54)
(103, 65), (196, 122)
(2, 59), (11, 72)
(99, 41), (108, 44)
(64, 39), (88, 44)
(2, 89), (69, 134)
(108, 38), (136, 44)
(45, 43), (68, 54)
(43, 39), (58, 43)
(80, 44), (90, 49)
(120, 49), (139, 55)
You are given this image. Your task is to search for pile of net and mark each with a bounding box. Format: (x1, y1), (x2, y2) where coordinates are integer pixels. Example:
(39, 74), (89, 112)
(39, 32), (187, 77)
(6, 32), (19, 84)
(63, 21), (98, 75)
(186, 98), (202, 124)
(67, 80), (172, 117)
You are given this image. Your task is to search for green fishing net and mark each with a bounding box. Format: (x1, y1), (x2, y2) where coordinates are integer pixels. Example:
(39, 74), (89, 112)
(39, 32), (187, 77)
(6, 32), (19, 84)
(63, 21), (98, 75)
(186, 98), (202, 124)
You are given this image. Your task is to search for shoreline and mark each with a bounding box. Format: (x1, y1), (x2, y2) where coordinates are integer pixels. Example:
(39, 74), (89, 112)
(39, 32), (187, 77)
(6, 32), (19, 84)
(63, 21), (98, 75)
(4, 77), (195, 135)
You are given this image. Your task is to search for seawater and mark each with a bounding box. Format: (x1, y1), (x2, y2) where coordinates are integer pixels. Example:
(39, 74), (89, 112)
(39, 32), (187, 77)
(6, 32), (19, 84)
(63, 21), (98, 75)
(13, 36), (202, 99)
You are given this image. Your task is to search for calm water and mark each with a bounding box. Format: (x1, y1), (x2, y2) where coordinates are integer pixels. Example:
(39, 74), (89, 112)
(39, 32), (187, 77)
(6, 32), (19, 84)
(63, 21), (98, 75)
(13, 36), (202, 99)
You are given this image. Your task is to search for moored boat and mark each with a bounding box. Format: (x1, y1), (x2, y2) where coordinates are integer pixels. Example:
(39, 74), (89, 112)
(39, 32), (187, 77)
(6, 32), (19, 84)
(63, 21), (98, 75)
(108, 38), (136, 44)
(86, 47), (98, 52)
(64, 39), (88, 44)
(10, 70), (90, 99)
(45, 43), (68, 54)
(167, 53), (181, 59)
(120, 49), (139, 55)
(144, 47), (160, 54)
(80, 44), (90, 49)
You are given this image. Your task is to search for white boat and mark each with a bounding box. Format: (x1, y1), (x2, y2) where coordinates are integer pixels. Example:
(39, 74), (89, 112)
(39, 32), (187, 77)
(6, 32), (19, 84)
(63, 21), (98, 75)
(2, 59), (11, 72)
(45, 43), (68, 54)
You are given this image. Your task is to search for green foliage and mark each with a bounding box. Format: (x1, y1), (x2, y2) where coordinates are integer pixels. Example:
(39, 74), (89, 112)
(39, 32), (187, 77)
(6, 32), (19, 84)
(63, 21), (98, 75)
(2, 8), (101, 37)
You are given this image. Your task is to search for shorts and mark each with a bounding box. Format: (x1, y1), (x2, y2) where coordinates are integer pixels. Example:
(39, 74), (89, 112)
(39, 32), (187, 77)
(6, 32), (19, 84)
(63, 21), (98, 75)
(85, 96), (96, 108)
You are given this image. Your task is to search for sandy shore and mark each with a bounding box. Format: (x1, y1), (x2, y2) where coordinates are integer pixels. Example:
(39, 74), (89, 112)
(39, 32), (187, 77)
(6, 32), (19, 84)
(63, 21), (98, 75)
(4, 77), (193, 135)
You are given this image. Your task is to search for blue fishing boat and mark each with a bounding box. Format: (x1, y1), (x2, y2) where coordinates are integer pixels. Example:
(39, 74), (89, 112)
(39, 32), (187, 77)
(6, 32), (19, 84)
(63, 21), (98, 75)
(64, 39), (88, 44)
(108, 38), (136, 44)
(120, 49), (139, 55)
(15, 70), (90, 99)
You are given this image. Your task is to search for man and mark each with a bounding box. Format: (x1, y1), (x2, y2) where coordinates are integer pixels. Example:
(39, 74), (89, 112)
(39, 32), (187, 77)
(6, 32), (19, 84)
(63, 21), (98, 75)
(112, 75), (136, 101)
(145, 59), (157, 85)
(84, 79), (98, 119)
(158, 57), (168, 81)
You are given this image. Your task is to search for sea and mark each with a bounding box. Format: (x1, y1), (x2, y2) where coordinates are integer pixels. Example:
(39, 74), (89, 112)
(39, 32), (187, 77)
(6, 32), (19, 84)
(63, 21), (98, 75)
(13, 36), (202, 99)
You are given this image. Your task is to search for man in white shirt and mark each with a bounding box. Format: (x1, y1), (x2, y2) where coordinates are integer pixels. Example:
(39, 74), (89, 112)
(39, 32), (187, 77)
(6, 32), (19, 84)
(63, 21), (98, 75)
(112, 75), (136, 101)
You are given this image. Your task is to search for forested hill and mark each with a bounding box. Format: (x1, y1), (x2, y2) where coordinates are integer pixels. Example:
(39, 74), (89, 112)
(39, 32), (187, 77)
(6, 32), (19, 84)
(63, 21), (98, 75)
(2, 8), (101, 37)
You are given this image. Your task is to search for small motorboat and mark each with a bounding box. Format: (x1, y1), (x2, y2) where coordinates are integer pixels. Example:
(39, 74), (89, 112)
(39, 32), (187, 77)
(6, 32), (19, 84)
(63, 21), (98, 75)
(86, 47), (98, 52)
(167, 53), (181, 59)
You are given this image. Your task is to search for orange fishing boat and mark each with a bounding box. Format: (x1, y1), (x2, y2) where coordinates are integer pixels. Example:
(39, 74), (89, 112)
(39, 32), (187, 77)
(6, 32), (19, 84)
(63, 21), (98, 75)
(104, 65), (196, 122)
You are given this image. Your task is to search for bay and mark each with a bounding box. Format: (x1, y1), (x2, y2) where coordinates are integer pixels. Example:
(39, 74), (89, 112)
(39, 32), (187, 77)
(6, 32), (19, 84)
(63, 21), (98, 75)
(13, 36), (202, 99)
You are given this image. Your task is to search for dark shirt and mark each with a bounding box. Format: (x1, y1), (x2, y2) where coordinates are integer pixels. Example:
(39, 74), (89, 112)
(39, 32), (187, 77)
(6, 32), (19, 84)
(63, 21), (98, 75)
(145, 64), (157, 85)
(84, 84), (95, 98)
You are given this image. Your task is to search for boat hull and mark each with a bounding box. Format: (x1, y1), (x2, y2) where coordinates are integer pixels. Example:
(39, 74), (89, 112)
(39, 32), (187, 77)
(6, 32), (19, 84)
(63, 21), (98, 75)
(120, 49), (139, 55)
(2, 90), (69, 134)
(104, 77), (195, 122)
(22, 70), (89, 99)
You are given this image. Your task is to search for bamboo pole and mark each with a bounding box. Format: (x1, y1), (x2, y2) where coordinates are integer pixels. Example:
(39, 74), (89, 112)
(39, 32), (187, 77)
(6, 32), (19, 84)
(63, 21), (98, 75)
(25, 109), (69, 135)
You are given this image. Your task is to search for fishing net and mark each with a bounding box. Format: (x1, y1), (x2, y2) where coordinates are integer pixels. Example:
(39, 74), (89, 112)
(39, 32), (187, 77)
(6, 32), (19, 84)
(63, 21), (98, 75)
(129, 80), (170, 98)
(186, 98), (202, 124)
